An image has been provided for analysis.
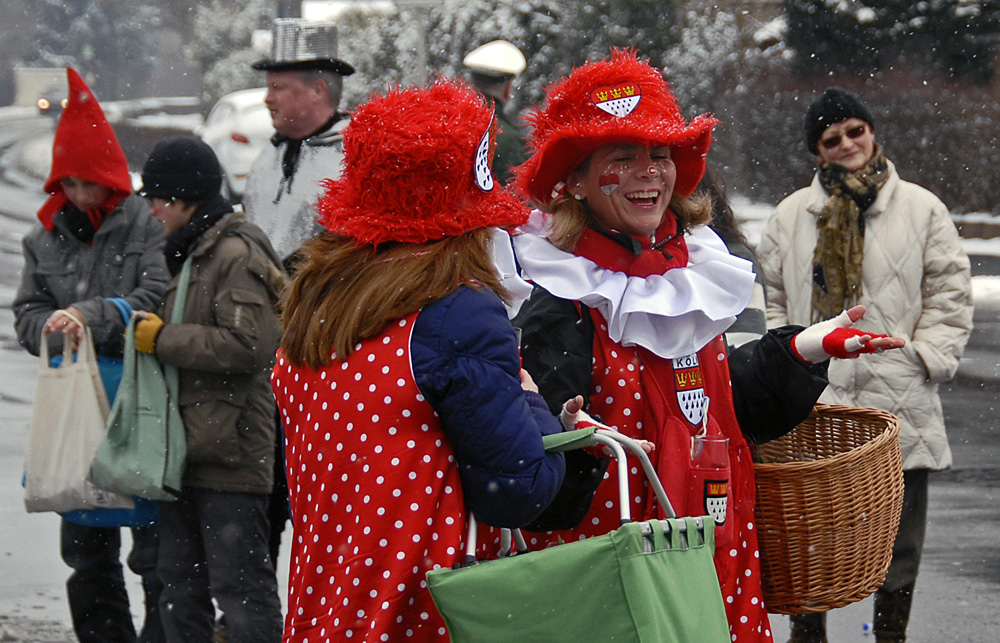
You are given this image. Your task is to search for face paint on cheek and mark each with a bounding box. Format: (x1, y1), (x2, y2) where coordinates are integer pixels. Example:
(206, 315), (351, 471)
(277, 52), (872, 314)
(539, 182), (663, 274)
(599, 171), (620, 196)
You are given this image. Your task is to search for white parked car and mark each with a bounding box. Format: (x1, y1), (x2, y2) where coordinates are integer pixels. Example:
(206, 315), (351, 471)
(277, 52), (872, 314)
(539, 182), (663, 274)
(196, 87), (272, 202)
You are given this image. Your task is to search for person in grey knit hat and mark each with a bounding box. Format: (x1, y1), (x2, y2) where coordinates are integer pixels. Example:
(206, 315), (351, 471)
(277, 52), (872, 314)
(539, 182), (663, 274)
(758, 88), (973, 643)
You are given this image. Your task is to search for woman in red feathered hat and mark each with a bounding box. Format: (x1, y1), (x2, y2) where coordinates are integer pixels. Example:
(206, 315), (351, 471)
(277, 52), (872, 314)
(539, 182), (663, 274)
(511, 50), (905, 642)
(12, 67), (168, 642)
(272, 78), (569, 643)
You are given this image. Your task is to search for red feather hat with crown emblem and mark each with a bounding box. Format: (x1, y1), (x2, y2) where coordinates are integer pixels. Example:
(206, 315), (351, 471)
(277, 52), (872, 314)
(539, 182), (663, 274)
(315, 78), (528, 247)
(515, 49), (719, 207)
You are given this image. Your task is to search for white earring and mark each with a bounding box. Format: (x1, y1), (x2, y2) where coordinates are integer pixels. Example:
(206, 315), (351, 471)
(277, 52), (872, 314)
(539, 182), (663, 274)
(573, 193), (584, 201)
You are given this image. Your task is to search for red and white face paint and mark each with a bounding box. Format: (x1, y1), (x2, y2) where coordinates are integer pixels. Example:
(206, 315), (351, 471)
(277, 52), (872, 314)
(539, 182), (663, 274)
(599, 171), (620, 195)
(569, 143), (676, 238)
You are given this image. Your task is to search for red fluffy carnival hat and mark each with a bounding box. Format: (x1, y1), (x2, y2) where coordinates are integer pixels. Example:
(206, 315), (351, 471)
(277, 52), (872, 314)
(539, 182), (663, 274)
(315, 78), (528, 246)
(38, 67), (132, 230)
(515, 49), (719, 207)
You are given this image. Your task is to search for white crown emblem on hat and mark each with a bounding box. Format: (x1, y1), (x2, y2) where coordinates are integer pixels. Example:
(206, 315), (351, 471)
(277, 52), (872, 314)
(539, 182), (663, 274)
(591, 82), (643, 118)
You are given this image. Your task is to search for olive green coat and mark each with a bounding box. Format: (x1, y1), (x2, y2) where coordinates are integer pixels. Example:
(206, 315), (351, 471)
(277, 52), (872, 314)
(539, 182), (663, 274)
(154, 211), (286, 494)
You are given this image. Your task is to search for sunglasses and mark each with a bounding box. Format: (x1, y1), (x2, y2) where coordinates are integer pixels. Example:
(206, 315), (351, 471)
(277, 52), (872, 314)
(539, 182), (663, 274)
(820, 125), (868, 150)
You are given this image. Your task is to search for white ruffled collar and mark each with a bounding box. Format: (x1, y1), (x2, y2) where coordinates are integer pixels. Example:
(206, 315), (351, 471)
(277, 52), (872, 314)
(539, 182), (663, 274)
(512, 210), (756, 358)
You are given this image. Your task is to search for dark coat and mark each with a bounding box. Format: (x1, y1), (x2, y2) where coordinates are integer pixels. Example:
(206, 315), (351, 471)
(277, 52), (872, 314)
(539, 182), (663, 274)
(410, 286), (566, 527)
(486, 95), (528, 186)
(154, 211), (286, 494)
(14, 194), (168, 358)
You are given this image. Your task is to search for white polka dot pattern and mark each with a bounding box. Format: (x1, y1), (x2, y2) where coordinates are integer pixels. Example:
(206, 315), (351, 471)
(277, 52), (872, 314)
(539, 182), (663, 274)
(272, 312), (465, 642)
(521, 313), (773, 642)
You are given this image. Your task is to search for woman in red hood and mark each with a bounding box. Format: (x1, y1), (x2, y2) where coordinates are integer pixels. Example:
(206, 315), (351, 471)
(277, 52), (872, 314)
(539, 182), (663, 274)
(12, 67), (169, 643)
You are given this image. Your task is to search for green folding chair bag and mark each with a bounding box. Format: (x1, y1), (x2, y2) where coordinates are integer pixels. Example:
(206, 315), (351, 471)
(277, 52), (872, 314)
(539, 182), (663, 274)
(426, 517), (728, 643)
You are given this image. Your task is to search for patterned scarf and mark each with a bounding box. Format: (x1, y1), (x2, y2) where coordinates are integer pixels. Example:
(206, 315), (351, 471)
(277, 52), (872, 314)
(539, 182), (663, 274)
(811, 145), (889, 322)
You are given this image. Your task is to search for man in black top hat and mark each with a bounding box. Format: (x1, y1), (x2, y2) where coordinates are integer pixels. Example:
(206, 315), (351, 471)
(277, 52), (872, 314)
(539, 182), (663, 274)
(242, 18), (355, 585)
(244, 18), (355, 269)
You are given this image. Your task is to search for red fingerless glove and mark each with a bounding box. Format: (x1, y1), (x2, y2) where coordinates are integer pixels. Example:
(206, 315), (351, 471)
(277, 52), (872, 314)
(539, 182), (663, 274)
(820, 327), (888, 359)
(791, 309), (889, 364)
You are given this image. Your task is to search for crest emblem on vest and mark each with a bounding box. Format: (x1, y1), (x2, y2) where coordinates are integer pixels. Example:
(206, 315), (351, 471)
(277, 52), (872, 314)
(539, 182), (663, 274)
(473, 114), (496, 192)
(703, 480), (728, 526)
(590, 82), (642, 118)
(672, 352), (705, 426)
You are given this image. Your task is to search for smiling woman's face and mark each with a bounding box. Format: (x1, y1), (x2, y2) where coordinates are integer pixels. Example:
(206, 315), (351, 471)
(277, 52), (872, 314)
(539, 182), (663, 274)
(567, 143), (676, 238)
(816, 117), (875, 172)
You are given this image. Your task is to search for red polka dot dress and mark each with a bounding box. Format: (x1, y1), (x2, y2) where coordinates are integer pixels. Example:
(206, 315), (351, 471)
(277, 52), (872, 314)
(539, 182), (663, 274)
(272, 313), (467, 643)
(524, 313), (773, 643)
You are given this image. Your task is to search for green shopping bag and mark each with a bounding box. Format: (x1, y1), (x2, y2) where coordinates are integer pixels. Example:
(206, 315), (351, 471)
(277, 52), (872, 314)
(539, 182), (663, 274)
(87, 314), (186, 500)
(87, 259), (191, 500)
(426, 429), (731, 643)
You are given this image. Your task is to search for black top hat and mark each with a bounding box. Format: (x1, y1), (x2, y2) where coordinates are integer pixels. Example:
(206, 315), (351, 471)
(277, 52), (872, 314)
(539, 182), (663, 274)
(252, 19), (355, 76)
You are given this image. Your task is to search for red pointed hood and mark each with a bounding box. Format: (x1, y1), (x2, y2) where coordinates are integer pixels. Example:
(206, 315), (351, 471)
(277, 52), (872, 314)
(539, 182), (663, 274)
(37, 68), (131, 230)
(514, 49), (719, 207)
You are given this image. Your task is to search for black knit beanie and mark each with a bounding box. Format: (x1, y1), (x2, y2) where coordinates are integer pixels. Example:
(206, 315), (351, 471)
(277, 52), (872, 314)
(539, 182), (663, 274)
(804, 87), (875, 155)
(140, 136), (223, 201)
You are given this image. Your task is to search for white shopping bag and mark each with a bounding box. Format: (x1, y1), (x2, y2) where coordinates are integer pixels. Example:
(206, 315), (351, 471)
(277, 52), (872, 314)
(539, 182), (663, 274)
(23, 322), (133, 513)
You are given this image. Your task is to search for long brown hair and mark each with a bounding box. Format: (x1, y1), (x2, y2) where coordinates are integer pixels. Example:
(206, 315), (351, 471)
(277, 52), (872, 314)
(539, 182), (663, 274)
(280, 228), (509, 369)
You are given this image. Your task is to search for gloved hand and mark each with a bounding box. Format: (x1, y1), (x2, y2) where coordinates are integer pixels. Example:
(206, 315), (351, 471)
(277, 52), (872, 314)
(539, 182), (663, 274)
(791, 305), (905, 364)
(559, 395), (611, 432)
(134, 313), (164, 354)
(560, 396), (654, 454)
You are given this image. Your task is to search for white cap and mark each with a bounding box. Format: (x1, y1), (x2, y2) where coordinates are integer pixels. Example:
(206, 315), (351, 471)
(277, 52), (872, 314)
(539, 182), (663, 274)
(463, 40), (526, 77)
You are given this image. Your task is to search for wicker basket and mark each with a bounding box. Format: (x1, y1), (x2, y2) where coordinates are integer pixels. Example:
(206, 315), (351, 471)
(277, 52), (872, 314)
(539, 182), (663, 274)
(752, 403), (905, 614)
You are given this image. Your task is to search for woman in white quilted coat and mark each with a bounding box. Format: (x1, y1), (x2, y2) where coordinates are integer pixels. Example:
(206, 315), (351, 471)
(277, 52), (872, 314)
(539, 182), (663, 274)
(757, 87), (973, 643)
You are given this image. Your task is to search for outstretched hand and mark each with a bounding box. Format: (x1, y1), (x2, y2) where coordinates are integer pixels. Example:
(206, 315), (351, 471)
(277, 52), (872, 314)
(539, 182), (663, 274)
(792, 305), (906, 364)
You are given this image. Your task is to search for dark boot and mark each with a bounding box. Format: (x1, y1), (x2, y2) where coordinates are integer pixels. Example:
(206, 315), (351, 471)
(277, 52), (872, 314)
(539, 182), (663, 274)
(873, 582), (915, 643)
(788, 612), (827, 643)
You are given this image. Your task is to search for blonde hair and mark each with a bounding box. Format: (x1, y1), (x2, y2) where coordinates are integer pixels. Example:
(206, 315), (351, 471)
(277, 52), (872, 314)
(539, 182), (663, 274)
(280, 229), (509, 369)
(546, 191), (713, 252)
